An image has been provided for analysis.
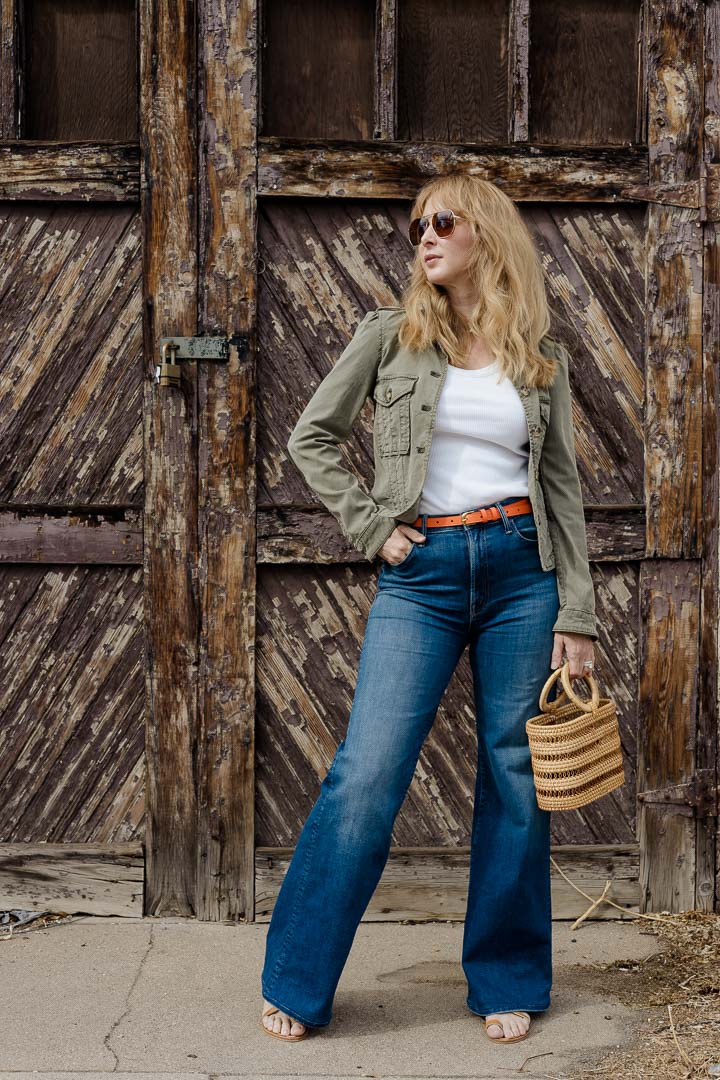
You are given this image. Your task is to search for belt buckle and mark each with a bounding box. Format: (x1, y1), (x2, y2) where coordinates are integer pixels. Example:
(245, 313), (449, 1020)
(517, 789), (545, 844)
(460, 510), (470, 525)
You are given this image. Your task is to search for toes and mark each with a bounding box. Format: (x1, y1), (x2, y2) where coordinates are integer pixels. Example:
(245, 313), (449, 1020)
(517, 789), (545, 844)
(262, 1003), (306, 1037)
(486, 1012), (530, 1039)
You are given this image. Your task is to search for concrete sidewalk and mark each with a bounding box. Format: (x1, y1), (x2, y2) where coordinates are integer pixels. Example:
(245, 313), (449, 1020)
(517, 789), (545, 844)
(0, 915), (662, 1079)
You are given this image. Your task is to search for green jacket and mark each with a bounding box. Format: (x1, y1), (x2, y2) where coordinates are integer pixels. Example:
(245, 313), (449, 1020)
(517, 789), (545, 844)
(287, 306), (598, 641)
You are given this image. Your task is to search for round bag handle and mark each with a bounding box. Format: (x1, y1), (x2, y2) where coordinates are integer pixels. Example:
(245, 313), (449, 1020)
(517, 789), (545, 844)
(538, 660), (601, 714)
(538, 664), (569, 712)
(560, 660), (600, 712)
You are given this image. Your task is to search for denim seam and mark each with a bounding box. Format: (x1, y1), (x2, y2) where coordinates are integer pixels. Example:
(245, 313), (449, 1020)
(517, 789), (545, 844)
(465, 526), (474, 631)
(510, 515), (538, 543)
(471, 744), (487, 838)
(264, 754), (338, 994)
(466, 1001), (550, 1016)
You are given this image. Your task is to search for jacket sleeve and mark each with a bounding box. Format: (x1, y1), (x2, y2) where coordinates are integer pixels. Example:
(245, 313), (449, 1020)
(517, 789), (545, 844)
(540, 342), (599, 641)
(286, 309), (399, 561)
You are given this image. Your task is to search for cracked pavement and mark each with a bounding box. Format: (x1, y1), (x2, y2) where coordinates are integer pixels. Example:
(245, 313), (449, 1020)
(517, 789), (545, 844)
(0, 914), (663, 1079)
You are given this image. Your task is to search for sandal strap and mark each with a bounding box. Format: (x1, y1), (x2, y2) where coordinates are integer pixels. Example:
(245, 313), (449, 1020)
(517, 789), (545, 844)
(262, 1005), (280, 1017)
(484, 1011), (530, 1024)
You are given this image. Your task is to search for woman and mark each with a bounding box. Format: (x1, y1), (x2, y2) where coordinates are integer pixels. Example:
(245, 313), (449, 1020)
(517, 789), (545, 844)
(260, 174), (597, 1045)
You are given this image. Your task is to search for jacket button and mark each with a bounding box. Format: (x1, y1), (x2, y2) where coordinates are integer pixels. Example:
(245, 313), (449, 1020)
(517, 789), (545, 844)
(430, 370), (441, 377)
(421, 403), (431, 411)
(385, 387), (392, 400)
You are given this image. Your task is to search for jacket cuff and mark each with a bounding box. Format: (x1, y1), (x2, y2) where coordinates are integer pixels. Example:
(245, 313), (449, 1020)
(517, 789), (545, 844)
(552, 606), (599, 641)
(356, 512), (398, 561)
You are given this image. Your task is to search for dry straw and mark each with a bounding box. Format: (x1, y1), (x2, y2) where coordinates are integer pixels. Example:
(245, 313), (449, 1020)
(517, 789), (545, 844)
(526, 660), (624, 810)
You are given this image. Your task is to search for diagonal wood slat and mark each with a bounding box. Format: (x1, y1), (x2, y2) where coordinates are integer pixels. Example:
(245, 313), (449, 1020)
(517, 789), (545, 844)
(0, 566), (145, 843)
(0, 203), (143, 504)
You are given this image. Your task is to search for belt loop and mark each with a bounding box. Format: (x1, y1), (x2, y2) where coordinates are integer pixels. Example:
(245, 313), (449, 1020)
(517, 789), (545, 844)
(421, 513), (428, 537)
(495, 501), (512, 533)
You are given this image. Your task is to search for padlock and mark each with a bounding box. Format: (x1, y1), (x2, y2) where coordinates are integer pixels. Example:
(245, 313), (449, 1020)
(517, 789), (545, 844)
(157, 341), (181, 387)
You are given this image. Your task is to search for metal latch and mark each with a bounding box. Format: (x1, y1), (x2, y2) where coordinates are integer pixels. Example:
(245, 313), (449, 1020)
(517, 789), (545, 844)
(155, 334), (249, 387)
(618, 163), (720, 223)
(637, 769), (718, 818)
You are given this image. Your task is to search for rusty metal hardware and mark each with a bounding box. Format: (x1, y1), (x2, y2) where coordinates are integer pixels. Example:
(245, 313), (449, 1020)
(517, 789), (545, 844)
(156, 341), (181, 388)
(154, 334), (249, 387)
(637, 769), (718, 817)
(619, 163), (720, 222)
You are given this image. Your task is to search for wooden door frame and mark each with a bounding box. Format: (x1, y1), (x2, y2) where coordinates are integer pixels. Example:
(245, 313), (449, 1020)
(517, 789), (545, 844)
(141, 0), (719, 919)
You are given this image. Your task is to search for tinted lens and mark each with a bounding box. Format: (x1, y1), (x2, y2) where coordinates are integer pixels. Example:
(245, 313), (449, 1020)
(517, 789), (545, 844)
(409, 215), (429, 246)
(434, 210), (455, 236)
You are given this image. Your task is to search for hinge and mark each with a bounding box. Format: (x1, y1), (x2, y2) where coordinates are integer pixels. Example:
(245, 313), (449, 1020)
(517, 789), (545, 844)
(698, 160), (720, 222)
(637, 769), (718, 817)
(619, 164), (720, 222)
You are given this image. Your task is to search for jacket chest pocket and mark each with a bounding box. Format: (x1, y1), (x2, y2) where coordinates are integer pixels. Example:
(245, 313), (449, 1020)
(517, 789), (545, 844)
(373, 375), (418, 456)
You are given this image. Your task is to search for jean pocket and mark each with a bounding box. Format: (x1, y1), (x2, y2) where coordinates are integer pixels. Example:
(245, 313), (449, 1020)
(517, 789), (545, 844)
(509, 512), (539, 543)
(389, 540), (418, 568)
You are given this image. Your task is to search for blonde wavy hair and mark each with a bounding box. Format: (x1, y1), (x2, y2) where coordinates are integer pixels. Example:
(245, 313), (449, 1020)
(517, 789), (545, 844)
(398, 174), (559, 389)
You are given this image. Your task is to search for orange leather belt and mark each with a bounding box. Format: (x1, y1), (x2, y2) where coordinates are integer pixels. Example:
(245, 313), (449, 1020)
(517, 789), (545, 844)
(411, 496), (533, 529)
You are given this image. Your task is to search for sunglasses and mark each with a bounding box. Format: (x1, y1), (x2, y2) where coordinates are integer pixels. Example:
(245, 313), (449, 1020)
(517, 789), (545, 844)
(408, 208), (465, 246)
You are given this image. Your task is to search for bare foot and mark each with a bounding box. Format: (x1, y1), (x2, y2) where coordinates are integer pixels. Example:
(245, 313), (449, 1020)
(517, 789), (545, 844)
(485, 1011), (530, 1039)
(261, 998), (307, 1037)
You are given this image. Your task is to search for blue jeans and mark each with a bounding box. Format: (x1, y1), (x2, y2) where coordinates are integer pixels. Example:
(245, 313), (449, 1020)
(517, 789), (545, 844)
(261, 497), (560, 1027)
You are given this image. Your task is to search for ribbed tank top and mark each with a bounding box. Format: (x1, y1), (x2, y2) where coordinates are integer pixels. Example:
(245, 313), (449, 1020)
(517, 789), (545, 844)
(417, 360), (530, 516)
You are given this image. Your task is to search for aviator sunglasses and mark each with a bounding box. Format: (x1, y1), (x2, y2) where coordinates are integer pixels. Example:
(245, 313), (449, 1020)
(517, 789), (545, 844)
(408, 208), (465, 246)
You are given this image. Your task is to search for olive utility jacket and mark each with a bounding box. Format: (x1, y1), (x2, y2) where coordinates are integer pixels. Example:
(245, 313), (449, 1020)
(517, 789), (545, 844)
(287, 306), (598, 641)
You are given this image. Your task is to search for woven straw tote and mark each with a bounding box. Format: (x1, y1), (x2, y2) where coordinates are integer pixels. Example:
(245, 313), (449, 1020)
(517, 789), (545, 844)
(525, 660), (624, 810)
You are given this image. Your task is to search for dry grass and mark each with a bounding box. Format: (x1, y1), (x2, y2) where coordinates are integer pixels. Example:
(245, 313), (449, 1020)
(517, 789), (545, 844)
(549, 909), (720, 1080)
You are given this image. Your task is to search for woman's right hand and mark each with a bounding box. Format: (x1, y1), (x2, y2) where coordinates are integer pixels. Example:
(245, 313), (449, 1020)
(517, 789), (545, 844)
(379, 524), (427, 565)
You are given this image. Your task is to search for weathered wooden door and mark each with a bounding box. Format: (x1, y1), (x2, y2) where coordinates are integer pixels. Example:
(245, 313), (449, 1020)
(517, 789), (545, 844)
(1, 1), (717, 921)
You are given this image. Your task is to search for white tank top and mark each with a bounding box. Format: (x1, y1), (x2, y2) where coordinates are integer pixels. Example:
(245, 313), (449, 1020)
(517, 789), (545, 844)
(417, 360), (530, 516)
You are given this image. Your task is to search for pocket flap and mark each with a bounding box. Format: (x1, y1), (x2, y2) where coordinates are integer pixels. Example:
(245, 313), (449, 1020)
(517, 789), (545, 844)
(373, 375), (418, 406)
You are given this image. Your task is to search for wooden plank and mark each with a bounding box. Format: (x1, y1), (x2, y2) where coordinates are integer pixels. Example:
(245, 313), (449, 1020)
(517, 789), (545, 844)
(0, 143), (140, 200)
(0, 843), (144, 917)
(255, 845), (641, 922)
(140, 0), (199, 916)
(397, 0), (510, 143)
(638, 561), (702, 912)
(508, 0), (530, 142)
(645, 1), (704, 558)
(0, 512), (142, 564)
(0, 0), (20, 138)
(639, 0), (705, 916)
(255, 507), (647, 564)
(374, 0), (397, 139)
(258, 140), (648, 199)
(23, 0), (137, 142)
(702, 0), (720, 913)
(195, 0), (258, 921)
(528, 0), (641, 145)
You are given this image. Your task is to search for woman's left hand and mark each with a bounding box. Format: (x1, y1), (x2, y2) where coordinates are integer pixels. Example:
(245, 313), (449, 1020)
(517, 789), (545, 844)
(551, 631), (595, 679)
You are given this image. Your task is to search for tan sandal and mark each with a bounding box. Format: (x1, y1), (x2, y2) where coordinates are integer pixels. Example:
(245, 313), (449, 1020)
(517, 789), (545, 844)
(259, 1003), (310, 1041)
(483, 1010), (531, 1043)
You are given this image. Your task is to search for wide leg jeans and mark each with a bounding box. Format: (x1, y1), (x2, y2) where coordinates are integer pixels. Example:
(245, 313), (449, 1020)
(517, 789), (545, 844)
(261, 496), (560, 1027)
